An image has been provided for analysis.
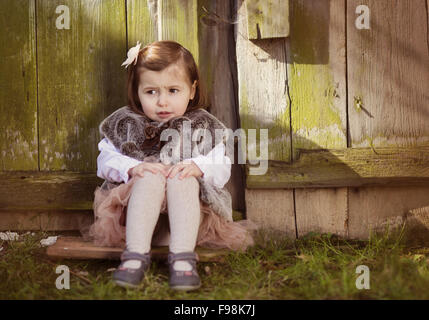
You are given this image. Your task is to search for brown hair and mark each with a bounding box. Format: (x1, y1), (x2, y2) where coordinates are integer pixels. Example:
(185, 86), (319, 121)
(126, 40), (206, 116)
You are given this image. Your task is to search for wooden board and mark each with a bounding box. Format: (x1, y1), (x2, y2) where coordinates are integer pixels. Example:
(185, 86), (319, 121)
(348, 186), (429, 239)
(37, 0), (127, 171)
(0, 171), (100, 210)
(0, 0), (38, 170)
(295, 188), (349, 238)
(46, 236), (229, 262)
(198, 0), (245, 211)
(347, 0), (429, 148)
(246, 146), (429, 188)
(287, 0), (349, 238)
(0, 210), (93, 231)
(127, 0), (158, 46)
(246, 0), (290, 39)
(160, 0), (199, 61)
(236, 0), (291, 162)
(245, 189), (296, 238)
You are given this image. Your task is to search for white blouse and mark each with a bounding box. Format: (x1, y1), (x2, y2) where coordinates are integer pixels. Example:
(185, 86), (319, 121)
(96, 138), (232, 188)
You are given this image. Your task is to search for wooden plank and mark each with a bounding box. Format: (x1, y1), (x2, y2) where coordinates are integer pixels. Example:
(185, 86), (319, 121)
(46, 236), (229, 261)
(0, 210), (93, 231)
(37, 0), (127, 171)
(160, 0), (199, 61)
(245, 189), (296, 238)
(127, 0), (158, 46)
(246, 146), (429, 188)
(0, 172), (101, 210)
(246, 0), (290, 39)
(287, 0), (348, 238)
(197, 0), (245, 211)
(295, 188), (349, 237)
(236, 0), (294, 235)
(348, 186), (429, 239)
(236, 0), (291, 162)
(347, 0), (429, 148)
(0, 0), (38, 170)
(287, 0), (347, 154)
(405, 205), (429, 245)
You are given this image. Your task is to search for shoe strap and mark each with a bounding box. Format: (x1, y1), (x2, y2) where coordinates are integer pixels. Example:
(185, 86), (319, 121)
(120, 250), (151, 263)
(168, 252), (199, 265)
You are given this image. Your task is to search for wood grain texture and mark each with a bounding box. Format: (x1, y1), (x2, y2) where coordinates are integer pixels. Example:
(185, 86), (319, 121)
(37, 0), (127, 171)
(246, 0), (289, 39)
(0, 0), (38, 170)
(348, 186), (429, 239)
(236, 0), (291, 162)
(160, 0), (199, 61)
(245, 189), (296, 238)
(246, 146), (429, 188)
(46, 236), (229, 261)
(0, 171), (100, 210)
(0, 210), (93, 231)
(127, 0), (158, 46)
(295, 188), (349, 237)
(346, 0), (429, 240)
(198, 0), (245, 211)
(347, 0), (429, 148)
(287, 0), (347, 153)
(288, 0), (348, 238)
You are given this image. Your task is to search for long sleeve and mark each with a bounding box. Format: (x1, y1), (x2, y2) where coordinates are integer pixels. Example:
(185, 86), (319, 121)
(97, 138), (142, 183)
(97, 138), (231, 188)
(189, 142), (231, 188)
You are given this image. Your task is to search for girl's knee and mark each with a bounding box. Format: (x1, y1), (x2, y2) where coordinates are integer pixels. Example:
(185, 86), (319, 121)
(133, 171), (166, 189)
(166, 174), (199, 190)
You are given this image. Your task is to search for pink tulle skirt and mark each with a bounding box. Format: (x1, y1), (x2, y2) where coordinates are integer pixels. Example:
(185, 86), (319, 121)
(86, 176), (258, 252)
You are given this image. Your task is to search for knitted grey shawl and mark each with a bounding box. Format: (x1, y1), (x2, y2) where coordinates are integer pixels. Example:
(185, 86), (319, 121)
(99, 106), (233, 222)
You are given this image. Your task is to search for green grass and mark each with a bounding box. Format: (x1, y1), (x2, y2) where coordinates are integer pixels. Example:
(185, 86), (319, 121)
(1, 227), (429, 300)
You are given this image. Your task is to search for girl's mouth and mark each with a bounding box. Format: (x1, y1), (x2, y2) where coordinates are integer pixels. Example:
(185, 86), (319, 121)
(157, 112), (172, 118)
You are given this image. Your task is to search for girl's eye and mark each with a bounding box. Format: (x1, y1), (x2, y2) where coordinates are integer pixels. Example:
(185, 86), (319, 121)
(146, 90), (156, 95)
(170, 89), (179, 93)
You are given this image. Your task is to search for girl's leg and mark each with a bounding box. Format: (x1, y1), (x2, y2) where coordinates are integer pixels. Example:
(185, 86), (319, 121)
(166, 175), (201, 271)
(123, 172), (166, 269)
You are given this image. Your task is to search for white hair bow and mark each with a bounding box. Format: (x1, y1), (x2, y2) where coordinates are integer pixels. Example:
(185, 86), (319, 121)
(121, 41), (142, 68)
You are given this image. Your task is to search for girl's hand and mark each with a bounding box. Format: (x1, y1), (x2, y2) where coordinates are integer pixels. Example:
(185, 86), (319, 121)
(128, 162), (171, 178)
(167, 161), (203, 180)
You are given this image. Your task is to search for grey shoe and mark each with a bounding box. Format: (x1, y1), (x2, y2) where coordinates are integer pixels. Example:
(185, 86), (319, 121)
(168, 252), (201, 291)
(112, 250), (151, 288)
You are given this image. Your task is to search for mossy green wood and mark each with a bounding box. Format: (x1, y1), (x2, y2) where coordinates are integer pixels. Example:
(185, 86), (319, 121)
(0, 0), (38, 170)
(246, 0), (290, 39)
(160, 0), (199, 63)
(37, 0), (127, 171)
(127, 0), (158, 47)
(287, 0), (347, 158)
(236, 0), (291, 162)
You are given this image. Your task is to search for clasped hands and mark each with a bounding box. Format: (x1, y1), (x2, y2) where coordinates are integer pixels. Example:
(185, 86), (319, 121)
(128, 160), (203, 180)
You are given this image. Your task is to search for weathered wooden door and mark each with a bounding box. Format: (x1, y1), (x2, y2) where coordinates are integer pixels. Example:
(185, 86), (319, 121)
(236, 0), (429, 238)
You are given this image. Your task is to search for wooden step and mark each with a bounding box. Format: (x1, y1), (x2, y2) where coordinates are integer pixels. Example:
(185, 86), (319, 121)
(45, 236), (229, 262)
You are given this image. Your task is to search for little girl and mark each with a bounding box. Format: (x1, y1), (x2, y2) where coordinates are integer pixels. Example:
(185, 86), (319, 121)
(88, 40), (255, 291)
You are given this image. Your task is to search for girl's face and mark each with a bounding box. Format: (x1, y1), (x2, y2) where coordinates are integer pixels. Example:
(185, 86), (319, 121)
(137, 62), (197, 122)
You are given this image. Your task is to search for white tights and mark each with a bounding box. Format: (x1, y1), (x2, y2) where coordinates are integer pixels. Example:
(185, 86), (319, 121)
(123, 171), (201, 271)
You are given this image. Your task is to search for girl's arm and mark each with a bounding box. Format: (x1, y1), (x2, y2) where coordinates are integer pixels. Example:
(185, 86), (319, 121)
(98, 138), (231, 188)
(97, 138), (142, 183)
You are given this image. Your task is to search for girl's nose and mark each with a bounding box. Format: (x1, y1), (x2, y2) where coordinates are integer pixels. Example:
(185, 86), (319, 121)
(157, 92), (168, 107)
